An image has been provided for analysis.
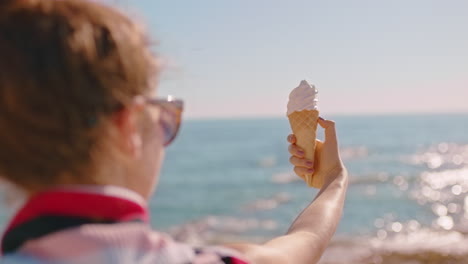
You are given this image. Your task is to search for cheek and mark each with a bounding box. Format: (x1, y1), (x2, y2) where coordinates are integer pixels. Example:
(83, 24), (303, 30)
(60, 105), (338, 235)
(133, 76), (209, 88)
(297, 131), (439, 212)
(139, 123), (165, 197)
(142, 113), (164, 153)
(143, 120), (165, 169)
(154, 121), (165, 149)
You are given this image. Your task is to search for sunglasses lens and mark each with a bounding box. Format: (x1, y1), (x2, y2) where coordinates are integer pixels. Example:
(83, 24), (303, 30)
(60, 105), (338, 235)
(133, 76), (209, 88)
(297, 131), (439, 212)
(146, 97), (183, 147)
(159, 106), (180, 146)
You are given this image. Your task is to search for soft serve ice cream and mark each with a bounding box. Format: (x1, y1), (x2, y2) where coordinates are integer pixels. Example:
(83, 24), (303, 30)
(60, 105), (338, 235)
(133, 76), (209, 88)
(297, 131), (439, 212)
(287, 80), (318, 115)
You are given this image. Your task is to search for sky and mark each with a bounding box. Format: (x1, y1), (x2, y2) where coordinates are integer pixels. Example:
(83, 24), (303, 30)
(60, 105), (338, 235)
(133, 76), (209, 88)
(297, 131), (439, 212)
(112, 0), (468, 119)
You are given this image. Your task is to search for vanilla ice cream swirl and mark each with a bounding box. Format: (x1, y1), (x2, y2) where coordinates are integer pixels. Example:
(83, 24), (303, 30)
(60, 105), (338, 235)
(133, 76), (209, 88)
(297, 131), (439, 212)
(287, 80), (318, 115)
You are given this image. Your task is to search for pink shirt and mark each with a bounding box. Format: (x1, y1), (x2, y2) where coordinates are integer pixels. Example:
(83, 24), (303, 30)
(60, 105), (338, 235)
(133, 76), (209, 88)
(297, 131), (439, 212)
(1, 186), (249, 264)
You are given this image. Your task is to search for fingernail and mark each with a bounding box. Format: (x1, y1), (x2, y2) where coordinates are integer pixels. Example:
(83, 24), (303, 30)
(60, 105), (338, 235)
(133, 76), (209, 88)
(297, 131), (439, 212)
(307, 169), (315, 173)
(287, 135), (292, 141)
(306, 161), (314, 167)
(319, 117), (324, 121)
(298, 150), (305, 156)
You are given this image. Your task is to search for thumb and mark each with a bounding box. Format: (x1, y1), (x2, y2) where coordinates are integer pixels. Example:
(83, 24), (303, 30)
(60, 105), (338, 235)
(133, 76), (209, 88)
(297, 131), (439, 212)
(318, 117), (338, 146)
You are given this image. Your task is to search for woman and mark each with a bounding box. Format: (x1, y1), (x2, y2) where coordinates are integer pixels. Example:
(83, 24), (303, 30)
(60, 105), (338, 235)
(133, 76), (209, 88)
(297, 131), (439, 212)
(0, 0), (348, 263)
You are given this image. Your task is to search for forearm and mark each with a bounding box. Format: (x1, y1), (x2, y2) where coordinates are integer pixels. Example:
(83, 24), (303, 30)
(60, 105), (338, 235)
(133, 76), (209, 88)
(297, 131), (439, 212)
(264, 166), (348, 263)
(287, 166), (348, 236)
(227, 120), (348, 264)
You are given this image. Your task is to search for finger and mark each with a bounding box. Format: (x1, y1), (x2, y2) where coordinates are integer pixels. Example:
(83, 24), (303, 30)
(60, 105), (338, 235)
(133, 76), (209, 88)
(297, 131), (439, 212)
(294, 166), (315, 179)
(289, 156), (314, 168)
(318, 117), (337, 145)
(287, 134), (297, 144)
(288, 144), (305, 157)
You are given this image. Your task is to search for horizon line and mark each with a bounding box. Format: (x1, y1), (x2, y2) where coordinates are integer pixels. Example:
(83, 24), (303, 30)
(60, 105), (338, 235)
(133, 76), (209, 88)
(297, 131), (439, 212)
(184, 111), (468, 121)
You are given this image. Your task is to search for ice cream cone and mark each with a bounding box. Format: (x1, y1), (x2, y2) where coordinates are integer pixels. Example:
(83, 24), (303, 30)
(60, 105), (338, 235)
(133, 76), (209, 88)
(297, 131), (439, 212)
(288, 109), (320, 188)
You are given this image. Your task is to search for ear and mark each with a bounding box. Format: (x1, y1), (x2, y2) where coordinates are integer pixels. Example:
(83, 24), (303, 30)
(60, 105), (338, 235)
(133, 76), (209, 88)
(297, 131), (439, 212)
(111, 97), (146, 159)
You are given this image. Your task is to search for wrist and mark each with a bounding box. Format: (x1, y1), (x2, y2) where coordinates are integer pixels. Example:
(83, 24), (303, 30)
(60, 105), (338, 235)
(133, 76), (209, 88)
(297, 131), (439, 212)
(323, 164), (347, 187)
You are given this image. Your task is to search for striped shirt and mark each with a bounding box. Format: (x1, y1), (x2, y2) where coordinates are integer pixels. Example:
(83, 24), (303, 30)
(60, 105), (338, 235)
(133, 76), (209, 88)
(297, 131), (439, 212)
(1, 186), (249, 264)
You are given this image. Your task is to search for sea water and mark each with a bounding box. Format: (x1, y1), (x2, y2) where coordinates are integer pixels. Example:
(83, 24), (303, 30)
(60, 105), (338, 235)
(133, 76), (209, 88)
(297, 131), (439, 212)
(1, 114), (468, 258)
(153, 114), (468, 240)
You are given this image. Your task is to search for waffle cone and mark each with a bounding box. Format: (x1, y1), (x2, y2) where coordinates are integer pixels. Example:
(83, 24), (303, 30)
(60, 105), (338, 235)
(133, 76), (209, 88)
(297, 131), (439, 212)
(288, 110), (321, 188)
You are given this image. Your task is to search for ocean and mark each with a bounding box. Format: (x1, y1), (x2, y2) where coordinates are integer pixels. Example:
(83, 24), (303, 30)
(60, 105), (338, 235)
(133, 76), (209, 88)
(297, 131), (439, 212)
(1, 114), (468, 263)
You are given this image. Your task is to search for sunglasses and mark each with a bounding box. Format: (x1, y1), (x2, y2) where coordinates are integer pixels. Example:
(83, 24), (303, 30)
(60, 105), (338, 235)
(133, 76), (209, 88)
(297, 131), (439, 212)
(145, 96), (184, 146)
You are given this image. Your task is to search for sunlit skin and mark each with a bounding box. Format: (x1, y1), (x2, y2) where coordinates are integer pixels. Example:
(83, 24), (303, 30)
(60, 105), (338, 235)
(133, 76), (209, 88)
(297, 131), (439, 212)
(226, 119), (348, 264)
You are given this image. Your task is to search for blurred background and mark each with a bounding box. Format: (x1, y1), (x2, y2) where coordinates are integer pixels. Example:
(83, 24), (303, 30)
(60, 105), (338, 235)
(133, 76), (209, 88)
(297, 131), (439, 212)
(1, 1), (468, 263)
